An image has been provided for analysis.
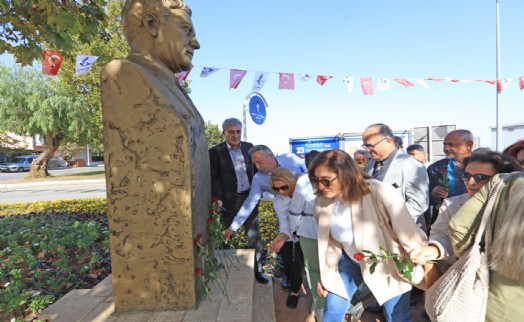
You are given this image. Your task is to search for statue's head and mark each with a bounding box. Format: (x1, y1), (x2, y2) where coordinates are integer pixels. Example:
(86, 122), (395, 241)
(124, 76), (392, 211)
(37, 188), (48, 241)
(122, 0), (200, 73)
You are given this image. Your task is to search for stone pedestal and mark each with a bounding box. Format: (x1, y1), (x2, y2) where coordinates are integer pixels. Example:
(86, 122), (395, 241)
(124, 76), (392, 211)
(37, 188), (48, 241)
(100, 59), (210, 312)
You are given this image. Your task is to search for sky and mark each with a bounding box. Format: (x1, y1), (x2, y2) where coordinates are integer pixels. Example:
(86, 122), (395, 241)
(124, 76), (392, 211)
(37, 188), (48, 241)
(2, 0), (523, 155)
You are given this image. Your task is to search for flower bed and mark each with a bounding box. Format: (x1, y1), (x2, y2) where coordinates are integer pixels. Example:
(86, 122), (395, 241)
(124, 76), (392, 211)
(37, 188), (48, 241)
(0, 198), (280, 321)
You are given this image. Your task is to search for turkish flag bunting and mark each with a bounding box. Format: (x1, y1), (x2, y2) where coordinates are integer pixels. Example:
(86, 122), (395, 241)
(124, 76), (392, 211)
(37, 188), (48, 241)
(394, 78), (414, 87)
(519, 76), (524, 90)
(497, 79), (502, 92)
(476, 80), (496, 85)
(230, 69), (247, 89)
(42, 50), (64, 76)
(425, 77), (449, 82)
(175, 70), (190, 82)
(278, 73), (295, 90)
(317, 75), (334, 86)
(360, 77), (374, 95)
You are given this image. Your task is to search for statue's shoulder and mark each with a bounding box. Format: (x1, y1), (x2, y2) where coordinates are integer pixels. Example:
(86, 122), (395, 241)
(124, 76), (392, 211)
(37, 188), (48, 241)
(101, 59), (148, 81)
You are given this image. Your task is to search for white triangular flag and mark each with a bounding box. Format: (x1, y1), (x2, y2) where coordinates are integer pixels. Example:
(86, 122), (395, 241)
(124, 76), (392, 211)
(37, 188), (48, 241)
(502, 78), (513, 88)
(252, 72), (269, 92)
(414, 79), (429, 89)
(342, 77), (354, 92)
(200, 67), (220, 77)
(377, 78), (390, 91)
(300, 74), (311, 81)
(75, 55), (99, 76)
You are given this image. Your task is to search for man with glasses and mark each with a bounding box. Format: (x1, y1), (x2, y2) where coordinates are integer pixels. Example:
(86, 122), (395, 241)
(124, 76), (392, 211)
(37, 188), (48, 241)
(362, 123), (430, 311)
(362, 123), (429, 227)
(427, 129), (473, 224)
(221, 144), (306, 283)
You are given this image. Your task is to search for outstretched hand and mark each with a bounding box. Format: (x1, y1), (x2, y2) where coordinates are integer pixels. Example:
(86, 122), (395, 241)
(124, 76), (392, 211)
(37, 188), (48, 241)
(222, 229), (234, 242)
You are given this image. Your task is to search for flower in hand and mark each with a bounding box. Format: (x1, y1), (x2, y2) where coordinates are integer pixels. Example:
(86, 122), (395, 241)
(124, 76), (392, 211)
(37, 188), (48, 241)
(355, 247), (416, 281)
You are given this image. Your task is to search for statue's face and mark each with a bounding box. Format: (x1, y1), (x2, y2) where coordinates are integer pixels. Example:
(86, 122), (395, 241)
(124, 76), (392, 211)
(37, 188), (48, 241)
(155, 8), (200, 73)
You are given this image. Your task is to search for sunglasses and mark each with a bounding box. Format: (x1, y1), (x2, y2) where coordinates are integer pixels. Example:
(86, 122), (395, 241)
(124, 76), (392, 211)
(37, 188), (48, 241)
(311, 176), (338, 187)
(461, 172), (493, 184)
(272, 185), (289, 192)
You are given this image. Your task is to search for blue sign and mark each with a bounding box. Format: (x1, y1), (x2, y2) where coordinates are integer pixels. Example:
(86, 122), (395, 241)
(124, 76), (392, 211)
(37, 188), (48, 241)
(249, 94), (267, 125)
(290, 137), (340, 158)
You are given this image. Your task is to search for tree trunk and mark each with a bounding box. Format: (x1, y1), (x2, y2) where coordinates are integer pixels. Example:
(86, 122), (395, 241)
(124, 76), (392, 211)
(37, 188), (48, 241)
(27, 131), (61, 178)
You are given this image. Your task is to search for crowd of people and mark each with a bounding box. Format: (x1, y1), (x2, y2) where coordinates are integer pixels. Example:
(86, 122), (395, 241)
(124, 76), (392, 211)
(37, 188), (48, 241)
(209, 118), (524, 322)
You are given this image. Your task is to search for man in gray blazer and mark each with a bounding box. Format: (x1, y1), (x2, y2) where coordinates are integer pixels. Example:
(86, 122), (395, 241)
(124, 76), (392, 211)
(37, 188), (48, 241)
(362, 123), (429, 229)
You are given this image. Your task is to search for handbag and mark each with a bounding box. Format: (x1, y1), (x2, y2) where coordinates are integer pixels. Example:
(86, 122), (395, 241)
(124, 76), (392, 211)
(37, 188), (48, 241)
(425, 180), (503, 322)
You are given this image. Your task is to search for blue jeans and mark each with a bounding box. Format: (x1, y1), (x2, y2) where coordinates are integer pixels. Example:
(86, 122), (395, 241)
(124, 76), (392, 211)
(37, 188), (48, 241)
(323, 251), (412, 322)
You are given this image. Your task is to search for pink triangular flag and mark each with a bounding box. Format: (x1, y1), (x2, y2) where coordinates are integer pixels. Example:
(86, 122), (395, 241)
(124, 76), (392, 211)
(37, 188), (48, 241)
(230, 69), (247, 89)
(175, 70), (190, 82)
(360, 78), (374, 95)
(394, 78), (414, 87)
(519, 76), (524, 90)
(317, 75), (334, 86)
(278, 73), (295, 90)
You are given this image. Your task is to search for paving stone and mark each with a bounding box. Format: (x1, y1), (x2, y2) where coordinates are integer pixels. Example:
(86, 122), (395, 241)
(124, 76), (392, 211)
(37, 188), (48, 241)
(88, 275), (113, 298)
(38, 289), (91, 321)
(148, 310), (185, 322)
(182, 298), (221, 321)
(82, 301), (115, 322)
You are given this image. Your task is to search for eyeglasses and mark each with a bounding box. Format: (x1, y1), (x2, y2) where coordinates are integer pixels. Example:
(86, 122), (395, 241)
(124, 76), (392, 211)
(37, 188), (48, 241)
(311, 176), (338, 187)
(272, 185), (289, 192)
(362, 137), (388, 150)
(461, 172), (493, 184)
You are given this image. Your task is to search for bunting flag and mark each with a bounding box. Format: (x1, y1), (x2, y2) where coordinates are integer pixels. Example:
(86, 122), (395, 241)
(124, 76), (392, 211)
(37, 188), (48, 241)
(200, 67), (220, 78)
(317, 75), (334, 86)
(377, 78), (391, 91)
(278, 73), (295, 90)
(230, 69), (247, 89)
(425, 77), (449, 82)
(42, 50), (64, 76)
(502, 78), (513, 89)
(477, 80), (496, 86)
(75, 55), (99, 76)
(519, 76), (524, 90)
(252, 71), (269, 92)
(342, 77), (354, 92)
(414, 79), (429, 89)
(360, 77), (374, 95)
(394, 78), (414, 88)
(175, 70), (190, 82)
(300, 74), (311, 81)
(450, 79), (469, 83)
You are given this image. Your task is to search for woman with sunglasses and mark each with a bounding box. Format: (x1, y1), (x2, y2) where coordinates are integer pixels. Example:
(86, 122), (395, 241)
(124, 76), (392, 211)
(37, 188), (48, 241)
(309, 150), (427, 322)
(411, 149), (522, 288)
(269, 168), (305, 309)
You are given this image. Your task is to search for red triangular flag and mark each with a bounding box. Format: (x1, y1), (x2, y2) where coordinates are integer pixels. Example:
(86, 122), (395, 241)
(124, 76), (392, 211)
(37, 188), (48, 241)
(425, 77), (448, 82)
(42, 50), (64, 76)
(519, 76), (524, 90)
(230, 69), (247, 89)
(278, 73), (295, 90)
(317, 75), (334, 86)
(175, 70), (190, 82)
(394, 78), (415, 87)
(497, 79), (502, 92)
(360, 78), (374, 95)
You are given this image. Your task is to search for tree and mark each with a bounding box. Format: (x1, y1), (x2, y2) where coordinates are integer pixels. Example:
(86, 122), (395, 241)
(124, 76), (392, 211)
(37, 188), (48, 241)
(0, 0), (108, 66)
(0, 64), (93, 177)
(205, 121), (223, 148)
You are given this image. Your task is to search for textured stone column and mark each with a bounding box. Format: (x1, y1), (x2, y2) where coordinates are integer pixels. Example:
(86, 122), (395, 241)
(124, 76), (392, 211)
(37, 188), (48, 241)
(100, 59), (210, 312)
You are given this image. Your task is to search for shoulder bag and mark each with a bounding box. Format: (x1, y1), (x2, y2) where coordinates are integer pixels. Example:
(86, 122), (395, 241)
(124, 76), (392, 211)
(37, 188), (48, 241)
(425, 180), (503, 322)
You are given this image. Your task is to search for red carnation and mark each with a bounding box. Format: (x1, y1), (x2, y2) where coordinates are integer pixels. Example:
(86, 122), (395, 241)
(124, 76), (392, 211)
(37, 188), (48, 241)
(196, 233), (204, 239)
(210, 210), (215, 215)
(212, 197), (219, 202)
(207, 218), (213, 224)
(354, 252), (365, 261)
(195, 267), (203, 275)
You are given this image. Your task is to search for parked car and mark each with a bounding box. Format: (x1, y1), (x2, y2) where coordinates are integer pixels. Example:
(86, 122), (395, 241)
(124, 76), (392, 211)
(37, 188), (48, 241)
(0, 155), (38, 172)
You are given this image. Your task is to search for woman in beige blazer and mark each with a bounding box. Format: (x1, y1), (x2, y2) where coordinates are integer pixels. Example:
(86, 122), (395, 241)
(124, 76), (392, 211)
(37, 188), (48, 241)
(309, 150), (427, 322)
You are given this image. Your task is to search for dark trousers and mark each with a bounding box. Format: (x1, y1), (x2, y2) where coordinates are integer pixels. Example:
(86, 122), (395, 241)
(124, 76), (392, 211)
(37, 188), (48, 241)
(221, 193), (263, 272)
(280, 240), (305, 293)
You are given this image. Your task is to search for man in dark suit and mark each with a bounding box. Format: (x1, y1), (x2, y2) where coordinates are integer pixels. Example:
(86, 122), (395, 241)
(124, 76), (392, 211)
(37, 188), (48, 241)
(209, 118), (268, 283)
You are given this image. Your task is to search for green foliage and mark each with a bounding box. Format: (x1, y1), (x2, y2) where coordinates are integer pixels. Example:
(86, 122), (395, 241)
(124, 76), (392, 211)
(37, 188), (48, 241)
(205, 121), (224, 149)
(29, 295), (55, 313)
(0, 198), (108, 216)
(0, 0), (108, 66)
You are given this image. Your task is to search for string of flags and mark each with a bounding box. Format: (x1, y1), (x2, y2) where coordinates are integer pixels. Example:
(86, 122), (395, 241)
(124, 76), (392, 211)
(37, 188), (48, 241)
(42, 51), (524, 94)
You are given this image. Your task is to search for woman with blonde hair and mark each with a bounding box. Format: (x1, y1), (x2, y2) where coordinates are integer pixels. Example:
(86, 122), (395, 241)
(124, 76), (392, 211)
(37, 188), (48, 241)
(449, 171), (524, 321)
(269, 168), (305, 309)
(309, 150), (427, 322)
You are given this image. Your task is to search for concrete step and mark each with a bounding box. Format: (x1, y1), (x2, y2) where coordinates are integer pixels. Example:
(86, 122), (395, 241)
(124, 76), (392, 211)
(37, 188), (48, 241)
(37, 249), (273, 322)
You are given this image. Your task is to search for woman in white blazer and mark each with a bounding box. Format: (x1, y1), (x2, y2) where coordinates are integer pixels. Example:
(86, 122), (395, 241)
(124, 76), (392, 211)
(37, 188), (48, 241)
(309, 150), (427, 322)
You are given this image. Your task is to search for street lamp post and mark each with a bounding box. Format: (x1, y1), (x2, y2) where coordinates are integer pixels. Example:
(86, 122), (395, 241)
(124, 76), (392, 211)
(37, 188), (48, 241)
(495, 0), (502, 151)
